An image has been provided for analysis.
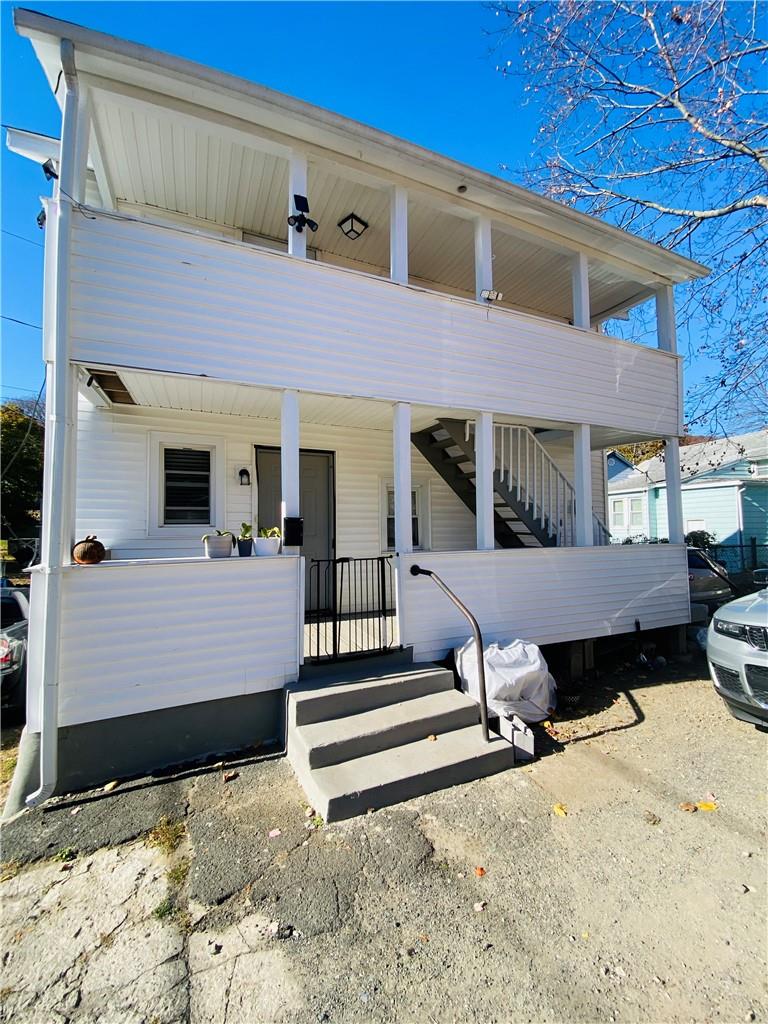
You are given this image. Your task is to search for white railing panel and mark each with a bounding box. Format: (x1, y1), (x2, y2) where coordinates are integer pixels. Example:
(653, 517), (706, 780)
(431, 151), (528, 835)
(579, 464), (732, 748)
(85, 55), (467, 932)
(399, 545), (689, 661)
(54, 556), (303, 726)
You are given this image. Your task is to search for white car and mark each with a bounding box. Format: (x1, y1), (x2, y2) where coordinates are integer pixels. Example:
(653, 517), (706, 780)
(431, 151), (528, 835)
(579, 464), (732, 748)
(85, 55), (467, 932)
(707, 572), (768, 730)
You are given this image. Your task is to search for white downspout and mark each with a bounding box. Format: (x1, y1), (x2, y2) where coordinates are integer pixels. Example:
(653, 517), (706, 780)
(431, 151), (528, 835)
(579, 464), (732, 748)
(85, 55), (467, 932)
(736, 484), (746, 571)
(26, 40), (80, 809)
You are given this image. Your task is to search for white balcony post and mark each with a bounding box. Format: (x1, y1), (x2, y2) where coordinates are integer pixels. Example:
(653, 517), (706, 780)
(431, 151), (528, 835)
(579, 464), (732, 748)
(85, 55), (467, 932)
(72, 88), (91, 206)
(665, 437), (685, 544)
(393, 402), (413, 554)
(655, 285), (677, 352)
(390, 186), (408, 284)
(475, 412), (495, 550)
(281, 389), (300, 553)
(571, 252), (591, 329)
(573, 423), (594, 546)
(288, 151), (308, 259)
(474, 216), (493, 301)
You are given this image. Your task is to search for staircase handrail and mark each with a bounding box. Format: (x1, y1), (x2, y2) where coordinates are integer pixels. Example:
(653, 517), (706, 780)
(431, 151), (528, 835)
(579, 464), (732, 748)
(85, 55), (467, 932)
(409, 564), (491, 744)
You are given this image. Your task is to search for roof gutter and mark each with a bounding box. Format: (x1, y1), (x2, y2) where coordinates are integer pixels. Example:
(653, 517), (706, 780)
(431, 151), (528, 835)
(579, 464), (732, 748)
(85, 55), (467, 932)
(25, 38), (80, 810)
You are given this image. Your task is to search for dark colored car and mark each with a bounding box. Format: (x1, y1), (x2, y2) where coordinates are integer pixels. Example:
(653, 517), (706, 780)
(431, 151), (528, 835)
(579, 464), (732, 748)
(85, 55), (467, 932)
(1, 588), (29, 713)
(688, 547), (733, 612)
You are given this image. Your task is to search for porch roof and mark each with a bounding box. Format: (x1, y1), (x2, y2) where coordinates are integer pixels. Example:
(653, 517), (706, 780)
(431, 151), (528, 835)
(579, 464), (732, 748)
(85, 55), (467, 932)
(16, 8), (708, 312)
(79, 366), (667, 450)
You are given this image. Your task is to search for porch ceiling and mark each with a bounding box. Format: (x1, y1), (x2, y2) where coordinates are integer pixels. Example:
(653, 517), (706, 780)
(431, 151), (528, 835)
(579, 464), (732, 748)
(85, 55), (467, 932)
(93, 370), (652, 449)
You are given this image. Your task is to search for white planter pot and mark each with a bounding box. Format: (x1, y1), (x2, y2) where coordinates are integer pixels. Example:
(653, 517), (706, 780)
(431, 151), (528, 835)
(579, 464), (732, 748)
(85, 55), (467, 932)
(203, 535), (233, 559)
(255, 536), (281, 557)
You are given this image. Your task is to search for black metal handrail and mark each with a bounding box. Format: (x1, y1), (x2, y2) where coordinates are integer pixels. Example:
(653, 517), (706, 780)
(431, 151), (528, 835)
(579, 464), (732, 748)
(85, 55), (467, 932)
(409, 564), (490, 743)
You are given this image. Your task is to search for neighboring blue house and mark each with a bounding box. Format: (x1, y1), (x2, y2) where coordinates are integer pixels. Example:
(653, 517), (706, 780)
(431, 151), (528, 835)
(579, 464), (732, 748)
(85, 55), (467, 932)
(607, 431), (768, 563)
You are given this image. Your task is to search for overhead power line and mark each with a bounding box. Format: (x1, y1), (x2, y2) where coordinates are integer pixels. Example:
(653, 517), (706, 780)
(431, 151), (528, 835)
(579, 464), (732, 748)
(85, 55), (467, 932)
(2, 229), (44, 249)
(1, 315), (42, 331)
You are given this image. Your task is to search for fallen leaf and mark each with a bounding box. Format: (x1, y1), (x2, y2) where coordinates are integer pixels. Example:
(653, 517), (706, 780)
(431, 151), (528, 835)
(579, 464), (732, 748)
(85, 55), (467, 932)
(581, 931), (589, 940)
(696, 801), (718, 812)
(542, 720), (552, 729)
(552, 803), (568, 817)
(474, 866), (486, 877)
(103, 780), (119, 793)
(304, 807), (315, 818)
(268, 828), (282, 839)
(679, 802), (698, 813)
(473, 901), (486, 913)
(223, 770), (239, 783)
(426, 735), (437, 742)
(418, 934), (429, 943)
(644, 810), (661, 826)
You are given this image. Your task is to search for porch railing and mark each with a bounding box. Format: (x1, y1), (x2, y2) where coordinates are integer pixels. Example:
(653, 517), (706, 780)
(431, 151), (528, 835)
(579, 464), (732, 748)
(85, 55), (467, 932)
(306, 556), (396, 661)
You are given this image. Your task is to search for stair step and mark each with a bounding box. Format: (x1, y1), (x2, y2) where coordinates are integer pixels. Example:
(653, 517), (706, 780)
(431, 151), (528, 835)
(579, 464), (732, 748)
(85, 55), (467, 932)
(297, 725), (516, 822)
(431, 438), (460, 450)
(444, 454), (474, 465)
(288, 667), (454, 726)
(292, 690), (479, 768)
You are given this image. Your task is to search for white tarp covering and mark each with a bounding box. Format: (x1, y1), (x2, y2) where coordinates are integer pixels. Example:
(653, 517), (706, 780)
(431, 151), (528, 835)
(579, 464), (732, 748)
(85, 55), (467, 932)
(455, 638), (557, 724)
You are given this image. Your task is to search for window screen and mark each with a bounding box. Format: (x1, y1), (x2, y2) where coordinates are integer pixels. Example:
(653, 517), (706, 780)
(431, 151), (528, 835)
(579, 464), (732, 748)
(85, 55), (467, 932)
(386, 488), (419, 549)
(163, 448), (211, 525)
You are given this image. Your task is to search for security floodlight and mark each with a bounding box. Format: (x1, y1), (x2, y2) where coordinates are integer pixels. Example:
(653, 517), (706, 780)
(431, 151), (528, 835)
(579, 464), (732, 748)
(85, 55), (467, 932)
(480, 289), (503, 303)
(338, 212), (369, 241)
(42, 158), (58, 181)
(36, 209), (46, 230)
(287, 195), (318, 234)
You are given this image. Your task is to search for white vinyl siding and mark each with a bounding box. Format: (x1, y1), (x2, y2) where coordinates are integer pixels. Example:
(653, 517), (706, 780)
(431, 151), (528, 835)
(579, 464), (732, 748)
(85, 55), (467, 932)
(28, 556), (302, 728)
(69, 213), (682, 436)
(399, 546), (690, 662)
(75, 400), (477, 560)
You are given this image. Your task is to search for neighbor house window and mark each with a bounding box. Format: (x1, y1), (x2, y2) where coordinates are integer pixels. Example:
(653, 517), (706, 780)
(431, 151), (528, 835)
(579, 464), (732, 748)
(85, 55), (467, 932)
(385, 486), (422, 550)
(611, 498), (625, 527)
(686, 519), (706, 533)
(162, 447), (212, 525)
(630, 497), (643, 528)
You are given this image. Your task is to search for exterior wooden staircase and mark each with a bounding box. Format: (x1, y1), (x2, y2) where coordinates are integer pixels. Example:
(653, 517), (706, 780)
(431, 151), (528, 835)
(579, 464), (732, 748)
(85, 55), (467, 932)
(412, 418), (610, 548)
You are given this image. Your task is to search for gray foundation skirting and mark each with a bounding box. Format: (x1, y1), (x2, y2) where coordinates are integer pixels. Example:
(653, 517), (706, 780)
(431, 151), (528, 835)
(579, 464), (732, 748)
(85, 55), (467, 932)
(3, 689), (283, 816)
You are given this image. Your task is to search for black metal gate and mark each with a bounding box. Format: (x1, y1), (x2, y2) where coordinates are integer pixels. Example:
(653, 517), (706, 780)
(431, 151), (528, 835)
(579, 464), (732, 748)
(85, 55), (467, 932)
(306, 556), (396, 661)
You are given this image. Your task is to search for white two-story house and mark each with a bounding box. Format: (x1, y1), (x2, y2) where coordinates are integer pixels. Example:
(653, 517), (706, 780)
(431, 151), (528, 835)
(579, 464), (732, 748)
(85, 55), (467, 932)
(7, 10), (706, 817)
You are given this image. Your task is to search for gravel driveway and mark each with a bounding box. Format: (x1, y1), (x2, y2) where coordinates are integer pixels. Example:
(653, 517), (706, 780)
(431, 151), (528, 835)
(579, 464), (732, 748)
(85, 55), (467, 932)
(1, 657), (765, 1023)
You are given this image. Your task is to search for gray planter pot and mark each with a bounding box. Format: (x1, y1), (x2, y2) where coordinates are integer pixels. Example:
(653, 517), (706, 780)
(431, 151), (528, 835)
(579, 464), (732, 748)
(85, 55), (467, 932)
(203, 535), (233, 559)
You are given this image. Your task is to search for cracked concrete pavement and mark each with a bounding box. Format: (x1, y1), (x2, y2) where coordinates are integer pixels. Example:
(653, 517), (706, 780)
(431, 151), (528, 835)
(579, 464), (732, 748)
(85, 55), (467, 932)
(1, 660), (766, 1023)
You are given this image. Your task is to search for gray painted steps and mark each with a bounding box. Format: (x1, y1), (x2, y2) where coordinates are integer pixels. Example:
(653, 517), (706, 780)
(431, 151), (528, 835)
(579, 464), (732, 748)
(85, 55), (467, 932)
(294, 689), (480, 768)
(287, 664), (516, 822)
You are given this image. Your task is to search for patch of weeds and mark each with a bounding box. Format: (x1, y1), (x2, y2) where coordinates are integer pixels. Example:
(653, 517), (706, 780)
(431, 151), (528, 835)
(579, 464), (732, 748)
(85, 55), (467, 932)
(146, 817), (185, 855)
(0, 860), (22, 882)
(52, 846), (77, 863)
(98, 931), (115, 949)
(0, 748), (18, 786)
(167, 857), (190, 889)
(153, 896), (176, 921)
(310, 814), (324, 829)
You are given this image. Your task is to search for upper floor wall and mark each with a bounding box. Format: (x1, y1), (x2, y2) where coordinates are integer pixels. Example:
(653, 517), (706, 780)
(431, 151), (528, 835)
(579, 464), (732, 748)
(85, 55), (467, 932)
(69, 211), (683, 436)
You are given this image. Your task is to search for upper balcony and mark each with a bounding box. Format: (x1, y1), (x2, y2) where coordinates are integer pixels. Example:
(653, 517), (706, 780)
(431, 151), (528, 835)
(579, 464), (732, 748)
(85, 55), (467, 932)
(16, 8), (708, 438)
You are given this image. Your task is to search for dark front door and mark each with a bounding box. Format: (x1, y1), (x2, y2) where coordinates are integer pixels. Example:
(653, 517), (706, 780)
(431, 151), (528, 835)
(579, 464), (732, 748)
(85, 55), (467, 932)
(255, 447), (334, 610)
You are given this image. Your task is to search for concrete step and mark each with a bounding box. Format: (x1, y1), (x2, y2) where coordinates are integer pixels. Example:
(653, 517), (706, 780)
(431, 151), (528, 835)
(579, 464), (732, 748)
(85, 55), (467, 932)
(288, 667), (455, 727)
(293, 689), (480, 768)
(296, 724), (516, 822)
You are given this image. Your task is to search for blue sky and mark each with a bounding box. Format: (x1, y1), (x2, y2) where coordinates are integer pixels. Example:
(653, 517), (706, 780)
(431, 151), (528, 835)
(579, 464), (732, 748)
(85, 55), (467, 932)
(1, 2), (708, 407)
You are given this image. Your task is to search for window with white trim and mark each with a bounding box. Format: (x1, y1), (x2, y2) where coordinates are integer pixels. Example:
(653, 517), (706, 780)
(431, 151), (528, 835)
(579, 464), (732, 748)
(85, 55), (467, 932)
(382, 484), (428, 551)
(162, 446), (213, 525)
(611, 498), (625, 527)
(629, 497), (643, 528)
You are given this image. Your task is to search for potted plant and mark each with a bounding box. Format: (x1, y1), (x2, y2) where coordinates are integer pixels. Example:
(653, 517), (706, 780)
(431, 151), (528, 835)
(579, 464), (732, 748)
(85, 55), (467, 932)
(201, 529), (235, 559)
(237, 522), (254, 557)
(255, 526), (281, 557)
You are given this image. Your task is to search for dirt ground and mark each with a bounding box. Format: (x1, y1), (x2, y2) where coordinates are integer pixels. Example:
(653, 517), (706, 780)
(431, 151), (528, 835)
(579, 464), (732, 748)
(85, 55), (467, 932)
(1, 655), (766, 1024)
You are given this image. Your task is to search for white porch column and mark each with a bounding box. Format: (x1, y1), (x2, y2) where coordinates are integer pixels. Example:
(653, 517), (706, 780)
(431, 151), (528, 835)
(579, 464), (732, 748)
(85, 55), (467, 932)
(71, 88), (91, 205)
(573, 423), (594, 546)
(665, 437), (685, 544)
(393, 403), (413, 554)
(390, 186), (408, 284)
(474, 216), (493, 301)
(571, 252), (591, 329)
(288, 151), (308, 259)
(655, 285), (677, 352)
(475, 412), (495, 550)
(281, 389), (300, 553)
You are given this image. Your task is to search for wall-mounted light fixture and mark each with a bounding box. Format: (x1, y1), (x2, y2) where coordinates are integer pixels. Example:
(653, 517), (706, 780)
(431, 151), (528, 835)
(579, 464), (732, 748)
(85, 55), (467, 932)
(36, 210), (46, 230)
(42, 158), (59, 181)
(238, 468), (251, 486)
(480, 289), (503, 303)
(287, 194), (318, 233)
(337, 212), (369, 240)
